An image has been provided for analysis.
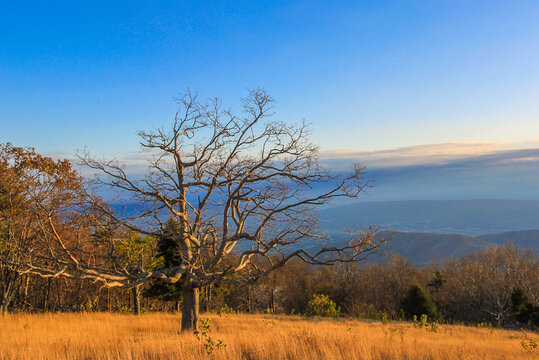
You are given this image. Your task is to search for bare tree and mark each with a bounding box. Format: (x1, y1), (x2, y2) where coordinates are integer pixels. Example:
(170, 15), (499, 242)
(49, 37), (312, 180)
(3, 90), (384, 330)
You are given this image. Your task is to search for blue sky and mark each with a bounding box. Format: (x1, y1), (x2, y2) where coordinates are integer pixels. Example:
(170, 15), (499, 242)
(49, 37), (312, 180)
(1, 1), (538, 200)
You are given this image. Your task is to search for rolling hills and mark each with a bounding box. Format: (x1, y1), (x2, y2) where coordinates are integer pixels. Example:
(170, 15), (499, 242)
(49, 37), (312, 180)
(372, 229), (539, 266)
(317, 200), (539, 266)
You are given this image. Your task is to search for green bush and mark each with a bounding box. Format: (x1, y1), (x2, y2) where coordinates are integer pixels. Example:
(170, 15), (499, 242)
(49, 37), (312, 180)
(511, 287), (539, 328)
(217, 303), (234, 317)
(305, 294), (341, 318)
(79, 296), (99, 312)
(400, 281), (438, 320)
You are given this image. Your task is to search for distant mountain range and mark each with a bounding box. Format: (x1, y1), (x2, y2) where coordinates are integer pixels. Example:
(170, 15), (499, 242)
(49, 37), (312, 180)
(316, 200), (539, 266)
(370, 230), (539, 266)
(300, 228), (539, 267)
(319, 199), (539, 235)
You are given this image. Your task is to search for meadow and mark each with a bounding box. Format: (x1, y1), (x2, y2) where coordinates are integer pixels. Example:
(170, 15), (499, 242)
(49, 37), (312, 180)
(0, 312), (537, 360)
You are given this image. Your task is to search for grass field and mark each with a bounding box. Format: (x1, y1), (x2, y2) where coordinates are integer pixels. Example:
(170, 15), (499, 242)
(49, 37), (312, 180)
(0, 312), (537, 359)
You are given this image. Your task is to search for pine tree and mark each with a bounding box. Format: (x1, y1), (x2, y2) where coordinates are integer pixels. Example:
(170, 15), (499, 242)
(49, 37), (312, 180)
(511, 286), (539, 327)
(428, 269), (447, 305)
(143, 218), (183, 301)
(401, 281), (438, 320)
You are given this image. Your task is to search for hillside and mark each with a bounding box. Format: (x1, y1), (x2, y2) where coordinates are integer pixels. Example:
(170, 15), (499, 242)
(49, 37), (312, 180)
(315, 230), (539, 267)
(478, 229), (539, 249)
(369, 230), (539, 266)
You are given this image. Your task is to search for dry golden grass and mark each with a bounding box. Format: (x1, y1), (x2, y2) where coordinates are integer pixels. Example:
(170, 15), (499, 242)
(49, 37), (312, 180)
(0, 312), (537, 360)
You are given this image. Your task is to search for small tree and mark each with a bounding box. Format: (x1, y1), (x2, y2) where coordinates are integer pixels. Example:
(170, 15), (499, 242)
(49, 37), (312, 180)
(143, 218), (183, 303)
(511, 287), (539, 328)
(401, 281), (438, 320)
(428, 269), (447, 291)
(428, 269), (447, 305)
(115, 230), (155, 315)
(305, 293), (341, 317)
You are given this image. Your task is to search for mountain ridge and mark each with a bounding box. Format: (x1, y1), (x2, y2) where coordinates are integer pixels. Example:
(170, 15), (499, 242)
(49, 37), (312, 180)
(373, 229), (539, 266)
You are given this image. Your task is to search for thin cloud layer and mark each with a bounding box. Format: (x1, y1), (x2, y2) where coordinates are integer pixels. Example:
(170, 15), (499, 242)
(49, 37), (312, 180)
(317, 141), (539, 201)
(48, 141), (539, 175)
(45, 141), (539, 201)
(320, 141), (539, 170)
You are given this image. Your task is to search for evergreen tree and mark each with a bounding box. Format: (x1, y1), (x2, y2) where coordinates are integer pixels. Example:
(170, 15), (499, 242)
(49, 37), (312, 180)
(428, 269), (447, 305)
(143, 218), (183, 301)
(428, 269), (447, 291)
(511, 286), (539, 327)
(533, 309), (539, 328)
(511, 286), (532, 323)
(401, 281), (438, 320)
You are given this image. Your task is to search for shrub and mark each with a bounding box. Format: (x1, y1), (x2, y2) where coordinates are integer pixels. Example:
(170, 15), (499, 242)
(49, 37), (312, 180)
(217, 303), (234, 317)
(115, 301), (132, 314)
(305, 294), (341, 318)
(413, 314), (429, 328)
(194, 318), (226, 355)
(381, 313), (389, 325)
(79, 296), (99, 312)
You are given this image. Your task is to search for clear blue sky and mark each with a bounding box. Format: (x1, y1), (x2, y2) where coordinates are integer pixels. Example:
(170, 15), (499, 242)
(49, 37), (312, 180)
(1, 1), (538, 199)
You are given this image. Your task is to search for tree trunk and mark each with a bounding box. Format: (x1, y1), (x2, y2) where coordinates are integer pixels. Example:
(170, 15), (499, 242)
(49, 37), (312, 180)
(271, 272), (276, 313)
(132, 287), (141, 315)
(247, 285), (252, 313)
(1, 299), (9, 315)
(107, 288), (111, 312)
(181, 287), (199, 332)
(1, 271), (18, 314)
(1, 292), (13, 315)
(23, 275), (29, 301)
(203, 285), (211, 312)
(43, 278), (51, 311)
(207, 284), (212, 311)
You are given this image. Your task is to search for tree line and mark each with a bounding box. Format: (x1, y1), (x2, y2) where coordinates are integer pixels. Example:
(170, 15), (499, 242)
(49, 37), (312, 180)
(2, 233), (538, 329)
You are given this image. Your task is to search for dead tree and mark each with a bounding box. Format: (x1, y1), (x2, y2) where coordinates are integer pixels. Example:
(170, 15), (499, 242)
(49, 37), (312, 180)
(2, 90), (385, 330)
